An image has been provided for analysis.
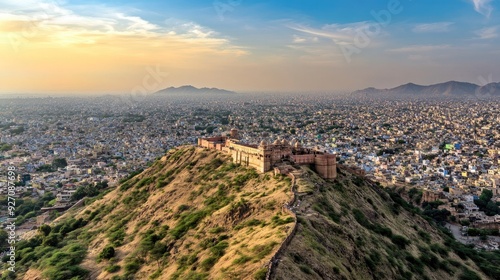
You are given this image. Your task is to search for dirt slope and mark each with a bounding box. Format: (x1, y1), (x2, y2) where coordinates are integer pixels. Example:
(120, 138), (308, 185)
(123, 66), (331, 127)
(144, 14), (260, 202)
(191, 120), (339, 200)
(272, 167), (492, 280)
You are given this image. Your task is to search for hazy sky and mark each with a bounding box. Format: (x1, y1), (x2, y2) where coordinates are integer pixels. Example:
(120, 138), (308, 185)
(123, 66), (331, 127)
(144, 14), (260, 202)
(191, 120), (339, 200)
(1, 0), (499, 94)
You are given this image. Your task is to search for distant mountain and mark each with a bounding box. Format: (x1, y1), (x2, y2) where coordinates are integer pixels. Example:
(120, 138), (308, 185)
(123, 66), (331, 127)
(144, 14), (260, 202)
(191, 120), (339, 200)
(476, 82), (500, 95)
(155, 85), (236, 95)
(353, 81), (500, 96)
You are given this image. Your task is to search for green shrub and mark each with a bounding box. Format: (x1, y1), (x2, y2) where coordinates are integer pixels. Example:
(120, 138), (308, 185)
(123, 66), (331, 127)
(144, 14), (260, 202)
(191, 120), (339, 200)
(209, 227), (225, 234)
(232, 255), (252, 264)
(42, 234), (60, 247)
(136, 177), (153, 188)
(105, 264), (121, 273)
(124, 258), (143, 275)
(352, 209), (371, 229)
(418, 230), (431, 242)
(210, 241), (229, 258)
(171, 210), (207, 239)
(365, 256), (376, 272)
(178, 253), (199, 267)
(372, 224), (393, 237)
(184, 271), (208, 280)
(108, 229), (126, 246)
(252, 242), (278, 259)
(177, 204), (190, 213)
(391, 235), (410, 249)
(405, 254), (424, 275)
(253, 268), (267, 280)
(39, 224), (52, 236)
(419, 252), (440, 270)
(122, 189), (149, 206)
(98, 246), (115, 260)
(271, 215), (294, 226)
(234, 219), (262, 230)
(459, 269), (481, 280)
(299, 265), (313, 274)
(200, 256), (217, 271)
(204, 186), (234, 211)
(42, 265), (88, 280)
(429, 243), (448, 257)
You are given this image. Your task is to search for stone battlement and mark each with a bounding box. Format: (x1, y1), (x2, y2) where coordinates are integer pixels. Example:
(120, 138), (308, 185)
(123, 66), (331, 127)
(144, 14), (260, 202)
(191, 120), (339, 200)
(198, 129), (336, 179)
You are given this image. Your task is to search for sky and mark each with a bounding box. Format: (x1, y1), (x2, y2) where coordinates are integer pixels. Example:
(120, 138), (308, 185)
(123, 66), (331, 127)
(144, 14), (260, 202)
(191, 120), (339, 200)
(0, 0), (499, 94)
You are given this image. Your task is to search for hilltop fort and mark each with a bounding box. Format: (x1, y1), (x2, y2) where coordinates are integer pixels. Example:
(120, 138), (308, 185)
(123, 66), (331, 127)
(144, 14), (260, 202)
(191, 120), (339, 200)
(198, 129), (337, 179)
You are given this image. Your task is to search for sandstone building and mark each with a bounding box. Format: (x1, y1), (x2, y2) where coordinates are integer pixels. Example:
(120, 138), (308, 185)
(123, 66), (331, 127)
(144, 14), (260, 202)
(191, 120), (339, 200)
(198, 129), (336, 179)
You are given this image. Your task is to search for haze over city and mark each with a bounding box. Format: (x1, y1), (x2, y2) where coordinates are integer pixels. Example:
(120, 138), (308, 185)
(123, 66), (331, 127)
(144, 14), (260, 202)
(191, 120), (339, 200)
(1, 0), (500, 95)
(1, 1), (500, 280)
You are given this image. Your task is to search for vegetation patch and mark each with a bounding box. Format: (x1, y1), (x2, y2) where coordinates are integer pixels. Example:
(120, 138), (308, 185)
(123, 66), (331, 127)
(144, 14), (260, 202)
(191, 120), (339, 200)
(171, 210), (208, 239)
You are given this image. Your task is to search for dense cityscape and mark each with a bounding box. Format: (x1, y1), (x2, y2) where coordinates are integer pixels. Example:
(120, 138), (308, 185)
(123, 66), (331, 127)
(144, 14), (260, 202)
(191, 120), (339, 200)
(0, 93), (499, 249)
(3, 0), (500, 278)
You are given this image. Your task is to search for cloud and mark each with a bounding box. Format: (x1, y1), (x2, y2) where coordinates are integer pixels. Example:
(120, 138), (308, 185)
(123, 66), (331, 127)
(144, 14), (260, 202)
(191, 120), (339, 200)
(292, 34), (318, 43)
(412, 22), (453, 33)
(470, 0), (494, 17)
(388, 45), (451, 53)
(0, 0), (246, 55)
(292, 35), (307, 43)
(286, 22), (390, 64)
(388, 45), (452, 64)
(475, 26), (498, 39)
(288, 22), (386, 46)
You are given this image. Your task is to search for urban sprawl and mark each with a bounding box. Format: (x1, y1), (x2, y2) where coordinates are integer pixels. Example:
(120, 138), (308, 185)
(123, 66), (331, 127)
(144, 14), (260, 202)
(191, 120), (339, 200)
(0, 94), (499, 249)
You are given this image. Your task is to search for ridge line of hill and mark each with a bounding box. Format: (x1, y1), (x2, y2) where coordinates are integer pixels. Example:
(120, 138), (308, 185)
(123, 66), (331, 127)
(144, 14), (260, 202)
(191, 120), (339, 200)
(266, 173), (299, 279)
(10, 147), (500, 280)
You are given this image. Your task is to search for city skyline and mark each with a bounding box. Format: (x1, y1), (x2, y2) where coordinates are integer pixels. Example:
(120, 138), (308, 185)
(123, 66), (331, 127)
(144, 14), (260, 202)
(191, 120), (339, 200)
(1, 0), (500, 95)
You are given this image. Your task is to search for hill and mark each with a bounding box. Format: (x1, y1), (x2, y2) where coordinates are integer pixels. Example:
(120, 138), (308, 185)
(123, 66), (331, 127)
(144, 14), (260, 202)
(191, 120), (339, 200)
(271, 166), (500, 280)
(353, 81), (500, 97)
(6, 147), (500, 280)
(155, 86), (236, 95)
(13, 147), (295, 280)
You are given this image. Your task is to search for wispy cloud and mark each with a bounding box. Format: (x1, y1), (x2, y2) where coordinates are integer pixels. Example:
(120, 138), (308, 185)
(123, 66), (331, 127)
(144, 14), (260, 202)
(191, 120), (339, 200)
(0, 0), (246, 55)
(292, 35), (318, 44)
(475, 26), (498, 39)
(412, 22), (453, 33)
(387, 44), (452, 64)
(469, 0), (494, 18)
(388, 45), (451, 53)
(288, 22), (385, 46)
(286, 21), (392, 63)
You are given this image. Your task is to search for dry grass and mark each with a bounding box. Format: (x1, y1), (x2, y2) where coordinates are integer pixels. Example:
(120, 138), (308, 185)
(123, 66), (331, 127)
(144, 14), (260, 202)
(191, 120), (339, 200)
(70, 146), (294, 280)
(272, 168), (490, 280)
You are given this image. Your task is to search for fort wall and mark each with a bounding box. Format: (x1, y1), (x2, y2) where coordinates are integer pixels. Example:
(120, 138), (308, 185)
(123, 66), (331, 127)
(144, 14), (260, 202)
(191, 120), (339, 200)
(314, 154), (337, 179)
(290, 154), (315, 164)
(198, 136), (227, 151)
(198, 130), (336, 179)
(228, 143), (267, 173)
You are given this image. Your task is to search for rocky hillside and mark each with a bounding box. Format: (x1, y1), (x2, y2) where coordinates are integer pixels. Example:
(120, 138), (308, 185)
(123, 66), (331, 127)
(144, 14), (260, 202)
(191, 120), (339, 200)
(12, 146), (295, 280)
(271, 166), (499, 280)
(6, 146), (499, 280)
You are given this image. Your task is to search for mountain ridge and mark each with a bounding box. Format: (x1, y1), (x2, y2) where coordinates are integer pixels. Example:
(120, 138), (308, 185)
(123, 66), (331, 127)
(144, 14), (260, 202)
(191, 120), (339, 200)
(155, 85), (236, 95)
(353, 81), (500, 96)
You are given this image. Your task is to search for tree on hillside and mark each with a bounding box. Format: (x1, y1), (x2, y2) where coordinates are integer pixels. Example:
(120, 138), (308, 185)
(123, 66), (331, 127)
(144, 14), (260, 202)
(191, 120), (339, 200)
(474, 189), (500, 216)
(39, 224), (52, 236)
(479, 189), (493, 202)
(98, 246), (115, 260)
(0, 229), (8, 250)
(71, 185), (99, 201)
(150, 242), (169, 267)
(95, 181), (108, 189)
(52, 158), (68, 168)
